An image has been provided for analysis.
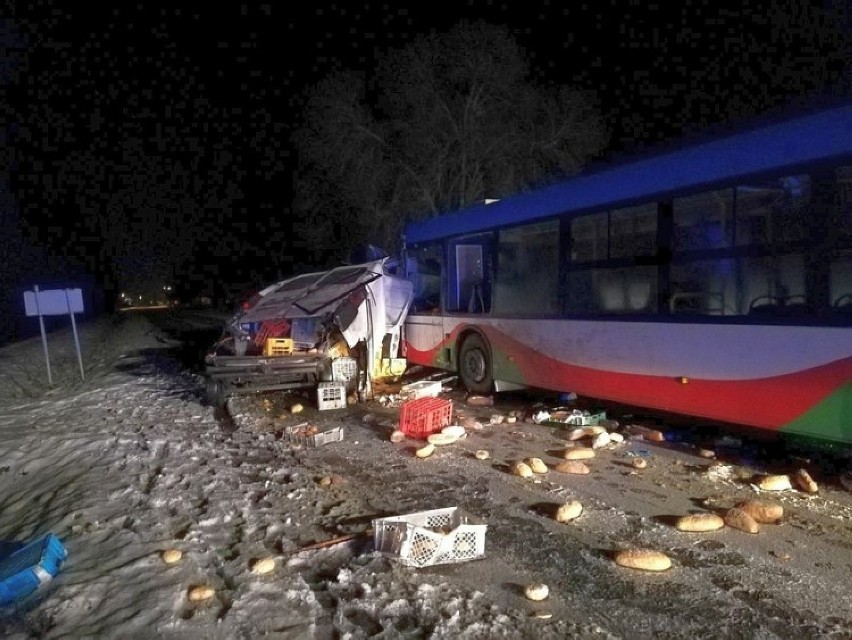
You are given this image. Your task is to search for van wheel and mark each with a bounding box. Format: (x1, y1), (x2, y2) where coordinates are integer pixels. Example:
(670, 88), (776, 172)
(206, 378), (226, 408)
(459, 334), (493, 394)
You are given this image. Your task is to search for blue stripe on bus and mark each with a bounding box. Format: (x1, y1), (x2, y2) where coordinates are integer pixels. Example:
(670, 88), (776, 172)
(404, 102), (852, 244)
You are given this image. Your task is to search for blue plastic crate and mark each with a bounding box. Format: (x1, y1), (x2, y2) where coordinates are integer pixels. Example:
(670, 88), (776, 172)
(0, 534), (67, 606)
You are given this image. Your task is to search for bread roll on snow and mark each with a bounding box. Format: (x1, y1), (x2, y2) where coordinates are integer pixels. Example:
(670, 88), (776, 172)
(793, 468), (818, 494)
(734, 499), (783, 523)
(161, 549), (182, 564)
(675, 513), (725, 532)
(723, 508), (760, 534)
(555, 501), (583, 522)
(524, 583), (549, 601)
(512, 461), (534, 477)
(415, 443), (435, 458)
(562, 448), (595, 460)
(250, 557), (276, 575)
(554, 460), (591, 475)
(757, 474), (792, 491)
(187, 586), (215, 602)
(613, 548), (671, 571)
(524, 457), (549, 474)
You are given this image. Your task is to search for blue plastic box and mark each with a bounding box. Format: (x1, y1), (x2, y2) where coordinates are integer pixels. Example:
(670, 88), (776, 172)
(0, 534), (68, 606)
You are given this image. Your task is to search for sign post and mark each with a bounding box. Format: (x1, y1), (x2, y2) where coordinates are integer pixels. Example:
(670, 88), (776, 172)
(23, 287), (86, 384)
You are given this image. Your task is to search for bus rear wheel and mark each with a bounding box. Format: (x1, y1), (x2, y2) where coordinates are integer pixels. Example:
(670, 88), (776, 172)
(459, 333), (493, 394)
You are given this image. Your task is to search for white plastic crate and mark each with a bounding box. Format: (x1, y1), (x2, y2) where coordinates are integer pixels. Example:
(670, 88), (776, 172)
(373, 507), (487, 567)
(284, 423), (345, 447)
(331, 357), (358, 389)
(317, 381), (347, 411)
(399, 380), (442, 401)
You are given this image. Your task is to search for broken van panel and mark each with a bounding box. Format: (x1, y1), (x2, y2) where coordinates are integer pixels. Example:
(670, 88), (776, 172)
(204, 259), (414, 405)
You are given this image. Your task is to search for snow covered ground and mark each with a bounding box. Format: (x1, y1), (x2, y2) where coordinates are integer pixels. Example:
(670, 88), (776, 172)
(1, 313), (852, 639)
(0, 315), (601, 638)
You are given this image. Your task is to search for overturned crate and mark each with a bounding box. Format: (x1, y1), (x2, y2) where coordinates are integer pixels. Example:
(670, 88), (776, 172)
(0, 533), (68, 606)
(373, 507), (486, 568)
(399, 397), (453, 439)
(284, 423), (345, 447)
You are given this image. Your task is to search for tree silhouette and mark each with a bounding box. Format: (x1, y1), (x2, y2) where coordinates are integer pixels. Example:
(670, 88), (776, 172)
(291, 20), (609, 265)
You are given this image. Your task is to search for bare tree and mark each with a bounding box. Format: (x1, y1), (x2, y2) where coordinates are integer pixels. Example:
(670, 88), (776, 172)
(291, 21), (609, 264)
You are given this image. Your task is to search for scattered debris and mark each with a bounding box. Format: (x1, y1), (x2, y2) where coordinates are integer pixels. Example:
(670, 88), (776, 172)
(400, 380), (442, 401)
(373, 507), (487, 568)
(632, 458), (648, 470)
(475, 449), (490, 460)
(390, 430), (406, 443)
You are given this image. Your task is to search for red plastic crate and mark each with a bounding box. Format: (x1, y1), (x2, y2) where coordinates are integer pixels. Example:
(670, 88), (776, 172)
(399, 397), (453, 439)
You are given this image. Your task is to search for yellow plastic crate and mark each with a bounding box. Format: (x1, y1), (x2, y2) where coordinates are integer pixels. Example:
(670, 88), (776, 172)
(264, 338), (293, 356)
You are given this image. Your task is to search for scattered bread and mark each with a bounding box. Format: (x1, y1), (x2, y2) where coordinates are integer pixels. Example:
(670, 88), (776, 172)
(608, 432), (624, 444)
(475, 449), (490, 460)
(161, 549), (182, 564)
(524, 583), (549, 601)
(290, 403), (304, 414)
(525, 457), (549, 474)
(512, 461), (534, 478)
(562, 448), (595, 460)
(675, 513), (725, 532)
(735, 499), (783, 523)
(697, 448), (715, 459)
(566, 428), (586, 441)
(250, 557), (276, 575)
(415, 443), (435, 458)
(613, 548), (671, 572)
(632, 458), (648, 469)
(390, 430), (406, 443)
(427, 432), (459, 446)
(792, 468), (818, 494)
(187, 586), (215, 602)
(583, 426), (606, 436)
(553, 460), (591, 475)
(591, 432), (611, 449)
(757, 474), (792, 491)
(555, 501), (583, 522)
(724, 508), (760, 534)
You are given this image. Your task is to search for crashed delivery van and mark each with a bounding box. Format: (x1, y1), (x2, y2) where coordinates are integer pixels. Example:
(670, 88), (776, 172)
(204, 259), (413, 406)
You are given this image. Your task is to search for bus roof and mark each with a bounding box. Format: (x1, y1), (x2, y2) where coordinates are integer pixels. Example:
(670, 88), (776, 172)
(404, 100), (852, 245)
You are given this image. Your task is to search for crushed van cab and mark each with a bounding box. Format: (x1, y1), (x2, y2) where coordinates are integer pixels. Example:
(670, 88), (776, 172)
(204, 259), (413, 406)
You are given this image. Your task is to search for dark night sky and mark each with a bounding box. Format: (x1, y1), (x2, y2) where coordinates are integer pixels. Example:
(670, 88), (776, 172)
(2, 1), (849, 310)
